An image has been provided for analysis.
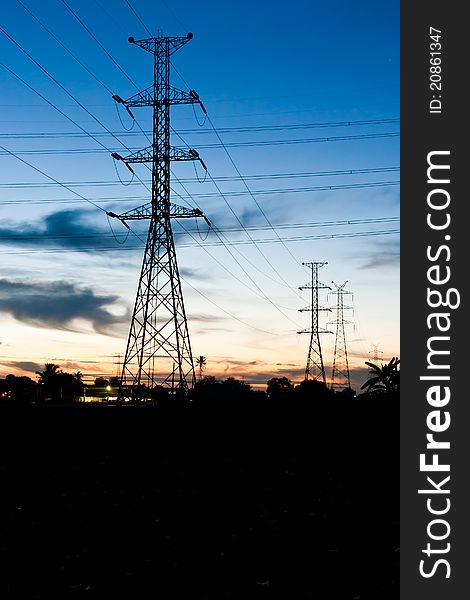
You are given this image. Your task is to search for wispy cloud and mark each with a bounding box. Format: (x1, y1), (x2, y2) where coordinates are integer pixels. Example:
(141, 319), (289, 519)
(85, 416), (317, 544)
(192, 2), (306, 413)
(359, 238), (400, 269)
(187, 313), (227, 324)
(0, 278), (128, 335)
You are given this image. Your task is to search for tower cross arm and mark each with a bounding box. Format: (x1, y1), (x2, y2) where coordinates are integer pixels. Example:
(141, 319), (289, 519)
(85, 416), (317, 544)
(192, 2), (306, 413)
(299, 282), (331, 290)
(113, 146), (205, 165)
(297, 328), (333, 335)
(328, 318), (354, 325)
(115, 146), (152, 164)
(107, 203), (152, 221)
(107, 203), (209, 223)
(115, 86), (153, 107)
(116, 85), (202, 108)
(128, 33), (193, 56)
(169, 203), (207, 220)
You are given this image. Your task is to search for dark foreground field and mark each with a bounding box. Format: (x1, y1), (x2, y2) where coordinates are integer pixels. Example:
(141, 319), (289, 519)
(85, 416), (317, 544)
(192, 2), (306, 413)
(0, 398), (398, 599)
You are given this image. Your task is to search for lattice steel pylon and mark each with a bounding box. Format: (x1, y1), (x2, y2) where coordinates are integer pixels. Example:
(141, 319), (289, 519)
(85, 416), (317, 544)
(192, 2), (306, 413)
(369, 343), (383, 363)
(297, 262), (332, 384)
(107, 33), (209, 402)
(328, 281), (354, 391)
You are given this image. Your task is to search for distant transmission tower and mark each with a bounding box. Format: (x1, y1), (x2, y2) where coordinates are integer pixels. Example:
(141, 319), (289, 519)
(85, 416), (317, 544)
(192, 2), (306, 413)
(328, 281), (353, 391)
(107, 33), (209, 401)
(369, 344), (384, 363)
(114, 354), (121, 379)
(298, 262), (332, 383)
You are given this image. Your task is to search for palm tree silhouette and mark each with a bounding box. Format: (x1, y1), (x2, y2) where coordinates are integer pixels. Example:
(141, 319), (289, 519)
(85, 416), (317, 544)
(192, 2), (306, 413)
(36, 363), (61, 385)
(195, 356), (207, 382)
(361, 357), (400, 393)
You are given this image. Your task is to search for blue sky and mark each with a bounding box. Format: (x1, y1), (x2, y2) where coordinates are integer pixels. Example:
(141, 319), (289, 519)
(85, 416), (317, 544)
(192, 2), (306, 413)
(0, 0), (399, 389)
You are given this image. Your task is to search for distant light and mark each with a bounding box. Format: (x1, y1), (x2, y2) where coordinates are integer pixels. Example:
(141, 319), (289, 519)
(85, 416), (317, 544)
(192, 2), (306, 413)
(106, 386), (111, 391)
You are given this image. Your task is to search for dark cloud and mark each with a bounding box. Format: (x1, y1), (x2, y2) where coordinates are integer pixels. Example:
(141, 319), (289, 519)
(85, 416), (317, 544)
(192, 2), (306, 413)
(270, 366), (305, 380)
(239, 199), (287, 228)
(1, 360), (43, 374)
(360, 238), (400, 270)
(179, 266), (220, 284)
(0, 210), (134, 251)
(346, 349), (371, 360)
(192, 326), (234, 336)
(187, 313), (227, 324)
(61, 361), (97, 370)
(347, 366), (371, 391)
(239, 206), (266, 228)
(179, 266), (199, 279)
(213, 358), (262, 367)
(0, 278), (128, 335)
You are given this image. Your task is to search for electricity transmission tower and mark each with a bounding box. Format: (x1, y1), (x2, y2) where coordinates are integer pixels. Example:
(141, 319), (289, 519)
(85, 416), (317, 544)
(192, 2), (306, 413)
(328, 281), (353, 391)
(298, 262), (332, 384)
(107, 32), (209, 402)
(369, 344), (384, 363)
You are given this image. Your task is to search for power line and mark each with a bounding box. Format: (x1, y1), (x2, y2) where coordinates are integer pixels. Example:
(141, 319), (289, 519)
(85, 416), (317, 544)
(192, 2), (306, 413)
(0, 229), (399, 253)
(15, 0), (114, 95)
(0, 142), (105, 213)
(0, 29), (152, 192)
(6, 4), (150, 143)
(0, 21), (378, 318)
(124, 0), (153, 37)
(60, 0), (141, 93)
(0, 40), (155, 205)
(0, 117), (400, 139)
(168, 171), (303, 316)
(92, 0), (128, 37)
(197, 131), (400, 148)
(174, 180), (400, 198)
(0, 26), (396, 296)
(0, 132), (399, 155)
(0, 217), (400, 241)
(180, 275), (289, 336)
(187, 117), (400, 134)
(0, 166), (400, 188)
(15, 0), (154, 152)
(0, 180), (399, 206)
(13, 8), (289, 328)
(162, 215), (302, 314)
(169, 125), (306, 291)
(159, 0), (188, 30)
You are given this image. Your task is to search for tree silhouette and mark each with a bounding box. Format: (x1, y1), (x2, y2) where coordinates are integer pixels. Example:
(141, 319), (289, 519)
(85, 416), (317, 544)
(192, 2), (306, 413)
(361, 357), (400, 393)
(72, 372), (85, 401)
(294, 378), (333, 401)
(1, 375), (36, 405)
(35, 364), (83, 403)
(267, 377), (294, 401)
(55, 373), (83, 404)
(195, 355), (207, 382)
(36, 363), (61, 385)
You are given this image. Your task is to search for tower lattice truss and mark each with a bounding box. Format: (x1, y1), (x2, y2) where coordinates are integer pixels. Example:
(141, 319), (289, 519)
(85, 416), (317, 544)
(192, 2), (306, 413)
(329, 281), (354, 390)
(298, 262), (332, 384)
(107, 33), (208, 401)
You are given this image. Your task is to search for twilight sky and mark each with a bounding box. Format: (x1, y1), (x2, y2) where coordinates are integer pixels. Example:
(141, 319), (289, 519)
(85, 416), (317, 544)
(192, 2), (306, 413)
(0, 0), (399, 390)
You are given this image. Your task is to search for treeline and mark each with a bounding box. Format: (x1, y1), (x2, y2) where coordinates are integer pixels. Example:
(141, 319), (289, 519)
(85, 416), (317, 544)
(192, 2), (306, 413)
(0, 358), (399, 406)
